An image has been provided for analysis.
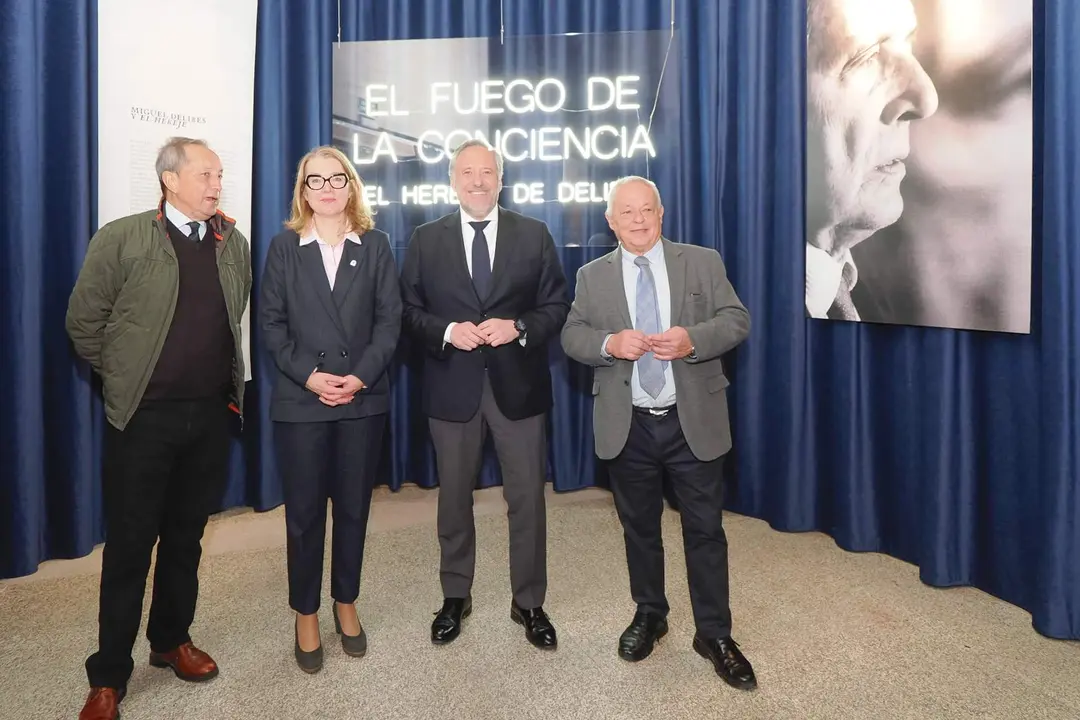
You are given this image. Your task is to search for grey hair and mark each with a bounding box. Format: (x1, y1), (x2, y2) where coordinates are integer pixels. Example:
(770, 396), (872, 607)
(156, 137), (209, 193)
(605, 175), (663, 216)
(448, 138), (504, 180)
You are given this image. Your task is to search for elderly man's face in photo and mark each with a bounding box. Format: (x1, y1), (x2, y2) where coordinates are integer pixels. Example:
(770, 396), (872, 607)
(807, 0), (939, 251)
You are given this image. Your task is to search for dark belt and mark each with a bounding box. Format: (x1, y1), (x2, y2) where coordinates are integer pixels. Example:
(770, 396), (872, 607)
(632, 404), (676, 418)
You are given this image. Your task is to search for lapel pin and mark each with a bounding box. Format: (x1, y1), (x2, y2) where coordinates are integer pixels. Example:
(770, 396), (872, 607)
(349, 260), (357, 266)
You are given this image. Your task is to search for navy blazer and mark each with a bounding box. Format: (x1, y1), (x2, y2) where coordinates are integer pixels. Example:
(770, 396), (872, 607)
(259, 227), (402, 423)
(400, 208), (569, 423)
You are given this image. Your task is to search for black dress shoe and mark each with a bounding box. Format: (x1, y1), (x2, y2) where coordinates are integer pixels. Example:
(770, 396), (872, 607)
(692, 635), (757, 690)
(618, 611), (668, 662)
(510, 601), (557, 649)
(431, 596), (472, 645)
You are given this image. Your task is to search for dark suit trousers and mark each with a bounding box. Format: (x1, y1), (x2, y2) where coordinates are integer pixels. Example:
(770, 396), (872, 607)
(273, 416), (384, 615)
(429, 373), (547, 608)
(86, 398), (231, 690)
(607, 406), (732, 638)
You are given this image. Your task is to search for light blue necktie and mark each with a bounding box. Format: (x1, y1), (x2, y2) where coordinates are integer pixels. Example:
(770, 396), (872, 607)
(634, 255), (667, 399)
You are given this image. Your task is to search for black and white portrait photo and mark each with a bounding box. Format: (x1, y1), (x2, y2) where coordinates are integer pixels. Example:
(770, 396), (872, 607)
(805, 0), (1032, 333)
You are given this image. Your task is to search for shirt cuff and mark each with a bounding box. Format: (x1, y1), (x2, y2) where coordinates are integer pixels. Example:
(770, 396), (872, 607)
(600, 333), (613, 359)
(443, 322), (456, 348)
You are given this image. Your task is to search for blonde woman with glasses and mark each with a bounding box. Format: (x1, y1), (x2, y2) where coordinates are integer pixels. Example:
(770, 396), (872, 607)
(259, 146), (401, 673)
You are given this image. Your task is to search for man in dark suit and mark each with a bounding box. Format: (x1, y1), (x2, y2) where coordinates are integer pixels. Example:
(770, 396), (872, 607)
(561, 176), (756, 690)
(400, 139), (570, 649)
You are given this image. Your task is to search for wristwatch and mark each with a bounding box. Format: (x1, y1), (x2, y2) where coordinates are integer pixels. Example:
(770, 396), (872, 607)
(687, 344), (698, 360)
(514, 318), (527, 338)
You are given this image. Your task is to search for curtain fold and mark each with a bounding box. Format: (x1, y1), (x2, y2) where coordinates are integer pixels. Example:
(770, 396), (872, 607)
(1, 0), (1076, 640)
(0, 0), (101, 580)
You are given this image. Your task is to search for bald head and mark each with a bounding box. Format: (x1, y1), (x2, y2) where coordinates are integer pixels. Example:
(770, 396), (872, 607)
(605, 176), (662, 215)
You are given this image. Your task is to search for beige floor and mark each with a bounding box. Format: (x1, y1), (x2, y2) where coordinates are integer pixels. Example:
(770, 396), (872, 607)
(2, 487), (1078, 720)
(7, 484), (595, 586)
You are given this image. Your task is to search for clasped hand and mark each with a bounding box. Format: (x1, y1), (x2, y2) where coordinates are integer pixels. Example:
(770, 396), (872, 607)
(450, 318), (519, 350)
(306, 372), (364, 406)
(606, 327), (692, 361)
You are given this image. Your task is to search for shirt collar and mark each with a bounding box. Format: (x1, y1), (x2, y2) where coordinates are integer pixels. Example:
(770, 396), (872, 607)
(620, 237), (666, 267)
(460, 206), (499, 232)
(298, 229), (362, 246)
(164, 201), (203, 233)
(805, 243), (858, 318)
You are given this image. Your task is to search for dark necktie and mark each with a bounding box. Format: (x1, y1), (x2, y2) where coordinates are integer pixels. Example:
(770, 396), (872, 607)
(187, 220), (202, 242)
(469, 220), (492, 299)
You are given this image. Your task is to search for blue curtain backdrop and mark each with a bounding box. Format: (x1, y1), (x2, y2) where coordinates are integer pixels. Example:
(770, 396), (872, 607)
(0, 0), (103, 584)
(1, 0), (1077, 640)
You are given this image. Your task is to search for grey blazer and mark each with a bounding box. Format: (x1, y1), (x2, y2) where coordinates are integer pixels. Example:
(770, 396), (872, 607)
(560, 238), (750, 461)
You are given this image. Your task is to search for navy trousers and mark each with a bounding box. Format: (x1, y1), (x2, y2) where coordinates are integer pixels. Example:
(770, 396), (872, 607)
(273, 415), (385, 615)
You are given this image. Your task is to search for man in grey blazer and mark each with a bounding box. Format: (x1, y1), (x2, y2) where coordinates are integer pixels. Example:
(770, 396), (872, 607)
(561, 176), (756, 690)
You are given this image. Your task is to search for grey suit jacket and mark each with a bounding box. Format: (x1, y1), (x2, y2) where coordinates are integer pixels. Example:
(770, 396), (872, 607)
(560, 238), (750, 461)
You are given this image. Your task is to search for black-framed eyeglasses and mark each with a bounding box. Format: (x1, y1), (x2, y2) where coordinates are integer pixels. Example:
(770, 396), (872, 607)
(305, 173), (348, 191)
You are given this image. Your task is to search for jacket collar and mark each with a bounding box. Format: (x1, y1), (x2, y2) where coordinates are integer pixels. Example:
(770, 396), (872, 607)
(154, 197), (236, 243)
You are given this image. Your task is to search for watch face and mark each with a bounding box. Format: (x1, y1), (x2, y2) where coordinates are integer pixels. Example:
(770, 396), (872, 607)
(515, 319), (526, 332)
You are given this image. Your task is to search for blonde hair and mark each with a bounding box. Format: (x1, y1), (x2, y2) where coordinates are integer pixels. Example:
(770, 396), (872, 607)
(285, 145), (375, 235)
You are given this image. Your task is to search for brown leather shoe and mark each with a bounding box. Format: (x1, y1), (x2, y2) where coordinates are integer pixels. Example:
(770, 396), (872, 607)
(79, 687), (124, 720)
(148, 642), (219, 682)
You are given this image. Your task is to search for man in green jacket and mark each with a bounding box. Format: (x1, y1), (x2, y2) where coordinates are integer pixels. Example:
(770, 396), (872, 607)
(67, 137), (251, 720)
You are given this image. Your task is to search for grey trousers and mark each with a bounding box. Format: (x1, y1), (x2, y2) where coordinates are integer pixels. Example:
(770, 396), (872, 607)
(428, 374), (548, 608)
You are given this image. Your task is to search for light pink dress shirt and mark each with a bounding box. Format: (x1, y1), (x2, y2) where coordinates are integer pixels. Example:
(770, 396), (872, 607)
(298, 230), (362, 289)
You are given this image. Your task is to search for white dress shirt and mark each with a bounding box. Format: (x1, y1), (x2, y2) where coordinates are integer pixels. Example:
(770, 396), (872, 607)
(805, 243), (859, 319)
(602, 241), (677, 409)
(443, 207), (524, 347)
(299, 229), (362, 290)
(164, 202), (206, 241)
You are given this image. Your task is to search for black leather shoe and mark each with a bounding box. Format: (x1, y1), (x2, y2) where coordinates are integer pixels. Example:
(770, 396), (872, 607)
(693, 635), (757, 690)
(510, 601), (557, 649)
(431, 596), (472, 645)
(618, 611), (668, 662)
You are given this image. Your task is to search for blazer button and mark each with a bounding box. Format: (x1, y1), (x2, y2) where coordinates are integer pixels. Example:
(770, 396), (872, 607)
(623, 380), (629, 386)
(318, 352), (325, 358)
(341, 351), (348, 358)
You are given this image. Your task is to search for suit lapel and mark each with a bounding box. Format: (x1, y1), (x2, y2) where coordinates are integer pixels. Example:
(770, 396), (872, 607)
(663, 238), (687, 327)
(298, 241), (346, 337)
(605, 247), (633, 330)
(332, 239), (362, 308)
(484, 208), (515, 305)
